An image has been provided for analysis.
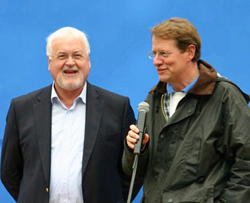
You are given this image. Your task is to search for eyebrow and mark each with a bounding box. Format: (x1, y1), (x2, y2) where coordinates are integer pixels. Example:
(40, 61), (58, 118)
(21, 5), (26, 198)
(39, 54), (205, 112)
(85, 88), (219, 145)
(56, 50), (84, 54)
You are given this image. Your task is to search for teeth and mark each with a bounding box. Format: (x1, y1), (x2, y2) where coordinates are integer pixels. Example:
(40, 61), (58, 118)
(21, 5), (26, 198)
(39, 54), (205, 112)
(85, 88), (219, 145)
(65, 71), (77, 73)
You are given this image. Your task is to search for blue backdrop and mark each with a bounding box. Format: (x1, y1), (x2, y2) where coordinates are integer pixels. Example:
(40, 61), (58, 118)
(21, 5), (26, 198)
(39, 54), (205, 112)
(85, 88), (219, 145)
(1, 0), (250, 202)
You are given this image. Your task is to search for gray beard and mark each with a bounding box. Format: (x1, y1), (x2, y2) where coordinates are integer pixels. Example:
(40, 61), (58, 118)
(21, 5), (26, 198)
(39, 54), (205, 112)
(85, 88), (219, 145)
(56, 68), (84, 90)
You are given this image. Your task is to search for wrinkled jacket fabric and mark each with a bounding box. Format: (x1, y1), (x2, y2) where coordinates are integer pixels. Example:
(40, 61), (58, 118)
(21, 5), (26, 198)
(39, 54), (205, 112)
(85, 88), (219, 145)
(122, 60), (250, 203)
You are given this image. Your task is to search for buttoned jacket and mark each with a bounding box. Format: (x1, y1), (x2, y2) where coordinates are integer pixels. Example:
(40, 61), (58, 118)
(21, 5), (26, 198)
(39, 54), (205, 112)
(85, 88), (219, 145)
(1, 82), (141, 203)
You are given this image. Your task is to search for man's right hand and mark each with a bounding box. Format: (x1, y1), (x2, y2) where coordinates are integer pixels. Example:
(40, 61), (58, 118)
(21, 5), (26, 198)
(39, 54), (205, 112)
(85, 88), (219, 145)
(126, 124), (149, 150)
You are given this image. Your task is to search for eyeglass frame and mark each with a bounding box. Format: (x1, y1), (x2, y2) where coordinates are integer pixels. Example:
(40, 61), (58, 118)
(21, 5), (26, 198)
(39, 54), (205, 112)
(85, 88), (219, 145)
(48, 51), (89, 61)
(147, 50), (173, 60)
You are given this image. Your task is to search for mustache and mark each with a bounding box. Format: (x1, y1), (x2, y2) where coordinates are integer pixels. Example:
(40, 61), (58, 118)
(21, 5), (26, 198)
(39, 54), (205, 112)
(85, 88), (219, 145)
(62, 65), (79, 71)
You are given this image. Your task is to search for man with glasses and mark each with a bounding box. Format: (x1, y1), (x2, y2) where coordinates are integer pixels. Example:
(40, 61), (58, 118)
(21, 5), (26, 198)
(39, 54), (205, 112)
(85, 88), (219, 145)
(1, 27), (141, 203)
(122, 18), (250, 202)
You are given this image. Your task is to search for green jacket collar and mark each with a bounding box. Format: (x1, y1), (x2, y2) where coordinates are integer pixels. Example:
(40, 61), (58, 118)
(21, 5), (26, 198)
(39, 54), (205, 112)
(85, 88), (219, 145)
(150, 59), (217, 96)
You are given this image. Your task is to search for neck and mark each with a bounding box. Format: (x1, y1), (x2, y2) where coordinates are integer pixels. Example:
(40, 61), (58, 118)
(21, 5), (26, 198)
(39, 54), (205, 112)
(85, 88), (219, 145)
(172, 62), (199, 91)
(54, 84), (84, 108)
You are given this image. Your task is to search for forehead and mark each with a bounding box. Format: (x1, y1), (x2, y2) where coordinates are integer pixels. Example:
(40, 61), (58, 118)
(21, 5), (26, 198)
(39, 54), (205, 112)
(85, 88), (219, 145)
(152, 36), (178, 50)
(51, 36), (85, 53)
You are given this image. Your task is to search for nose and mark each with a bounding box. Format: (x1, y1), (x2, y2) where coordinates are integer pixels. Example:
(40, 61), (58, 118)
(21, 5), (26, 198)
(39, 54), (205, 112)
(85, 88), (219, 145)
(153, 55), (163, 66)
(65, 55), (76, 66)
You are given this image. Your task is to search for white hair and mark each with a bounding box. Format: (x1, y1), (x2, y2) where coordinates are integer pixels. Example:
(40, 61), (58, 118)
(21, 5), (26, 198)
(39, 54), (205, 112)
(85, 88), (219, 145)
(46, 27), (90, 57)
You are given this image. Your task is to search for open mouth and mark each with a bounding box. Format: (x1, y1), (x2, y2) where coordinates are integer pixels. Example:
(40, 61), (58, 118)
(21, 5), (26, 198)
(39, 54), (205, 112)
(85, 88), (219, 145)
(64, 70), (78, 74)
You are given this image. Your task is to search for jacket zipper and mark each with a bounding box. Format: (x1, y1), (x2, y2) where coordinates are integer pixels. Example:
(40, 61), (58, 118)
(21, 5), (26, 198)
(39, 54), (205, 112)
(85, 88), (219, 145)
(161, 94), (168, 122)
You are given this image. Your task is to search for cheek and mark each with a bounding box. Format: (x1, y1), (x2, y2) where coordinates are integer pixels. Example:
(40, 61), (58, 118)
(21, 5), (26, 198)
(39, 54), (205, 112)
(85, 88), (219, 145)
(49, 64), (63, 78)
(77, 62), (91, 77)
(163, 57), (177, 65)
(81, 68), (90, 78)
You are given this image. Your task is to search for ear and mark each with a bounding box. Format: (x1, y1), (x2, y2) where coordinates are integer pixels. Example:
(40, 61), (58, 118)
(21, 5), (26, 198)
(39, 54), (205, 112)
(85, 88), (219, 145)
(47, 56), (51, 71)
(186, 44), (196, 61)
(87, 57), (91, 69)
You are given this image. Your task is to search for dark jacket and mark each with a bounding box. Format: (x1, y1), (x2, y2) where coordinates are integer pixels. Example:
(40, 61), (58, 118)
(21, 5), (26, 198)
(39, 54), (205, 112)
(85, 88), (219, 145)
(122, 60), (250, 203)
(1, 82), (142, 203)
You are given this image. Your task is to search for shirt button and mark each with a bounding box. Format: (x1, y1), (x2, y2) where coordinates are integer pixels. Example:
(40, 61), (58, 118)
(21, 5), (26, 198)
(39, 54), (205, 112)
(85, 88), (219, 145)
(160, 134), (164, 139)
(167, 198), (173, 202)
(188, 109), (192, 114)
(154, 175), (158, 180)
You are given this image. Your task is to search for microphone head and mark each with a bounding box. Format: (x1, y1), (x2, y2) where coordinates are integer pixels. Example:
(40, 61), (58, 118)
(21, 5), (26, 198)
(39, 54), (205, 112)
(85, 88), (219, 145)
(137, 102), (150, 113)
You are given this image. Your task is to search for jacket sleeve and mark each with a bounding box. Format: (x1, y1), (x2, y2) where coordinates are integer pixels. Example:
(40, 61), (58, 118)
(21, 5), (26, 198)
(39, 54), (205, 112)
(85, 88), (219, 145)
(122, 140), (149, 178)
(218, 86), (250, 202)
(119, 97), (143, 201)
(1, 99), (23, 201)
(122, 96), (150, 178)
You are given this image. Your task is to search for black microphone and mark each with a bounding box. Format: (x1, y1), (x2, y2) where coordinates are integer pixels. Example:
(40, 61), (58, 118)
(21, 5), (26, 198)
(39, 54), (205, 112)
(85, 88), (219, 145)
(133, 102), (150, 154)
(127, 102), (150, 203)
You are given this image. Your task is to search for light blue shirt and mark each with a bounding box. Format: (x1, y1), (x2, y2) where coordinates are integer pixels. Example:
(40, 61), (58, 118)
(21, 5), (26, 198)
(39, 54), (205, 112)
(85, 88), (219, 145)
(164, 75), (199, 118)
(166, 75), (199, 95)
(49, 83), (87, 203)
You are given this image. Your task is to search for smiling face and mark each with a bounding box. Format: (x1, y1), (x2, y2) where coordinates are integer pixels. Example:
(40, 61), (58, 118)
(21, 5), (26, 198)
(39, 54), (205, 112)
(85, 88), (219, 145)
(152, 36), (191, 88)
(48, 36), (91, 93)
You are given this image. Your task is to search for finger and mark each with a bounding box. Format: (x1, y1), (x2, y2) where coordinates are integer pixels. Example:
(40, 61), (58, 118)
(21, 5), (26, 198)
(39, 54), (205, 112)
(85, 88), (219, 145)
(142, 134), (149, 145)
(128, 130), (140, 140)
(127, 141), (135, 149)
(126, 134), (139, 144)
(126, 135), (138, 149)
(130, 124), (139, 134)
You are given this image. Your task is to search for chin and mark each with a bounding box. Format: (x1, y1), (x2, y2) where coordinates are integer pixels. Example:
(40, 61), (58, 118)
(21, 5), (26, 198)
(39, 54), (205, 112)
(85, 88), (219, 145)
(57, 80), (84, 90)
(57, 74), (85, 91)
(64, 83), (83, 90)
(159, 77), (170, 83)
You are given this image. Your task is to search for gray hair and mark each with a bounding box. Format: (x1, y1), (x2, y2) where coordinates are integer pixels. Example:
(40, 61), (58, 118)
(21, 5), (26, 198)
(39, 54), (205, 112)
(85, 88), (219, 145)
(46, 27), (90, 57)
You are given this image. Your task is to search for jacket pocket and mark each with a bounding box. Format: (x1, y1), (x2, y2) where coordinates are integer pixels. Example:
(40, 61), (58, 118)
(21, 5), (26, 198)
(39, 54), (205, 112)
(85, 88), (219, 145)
(163, 186), (214, 203)
(182, 133), (202, 179)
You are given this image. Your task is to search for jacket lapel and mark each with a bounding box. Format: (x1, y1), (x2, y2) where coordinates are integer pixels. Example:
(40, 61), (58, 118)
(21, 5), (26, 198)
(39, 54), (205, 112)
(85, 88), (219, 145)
(32, 83), (105, 184)
(167, 96), (198, 125)
(33, 86), (52, 187)
(82, 83), (104, 175)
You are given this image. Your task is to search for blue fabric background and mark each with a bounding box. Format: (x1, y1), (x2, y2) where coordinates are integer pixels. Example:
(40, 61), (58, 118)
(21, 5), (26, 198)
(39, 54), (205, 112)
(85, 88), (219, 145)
(1, 0), (250, 202)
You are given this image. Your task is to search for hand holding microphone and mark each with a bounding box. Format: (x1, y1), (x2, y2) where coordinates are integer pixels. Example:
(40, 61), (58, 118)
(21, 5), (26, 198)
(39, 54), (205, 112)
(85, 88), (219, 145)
(126, 102), (150, 203)
(126, 125), (149, 150)
(126, 102), (150, 153)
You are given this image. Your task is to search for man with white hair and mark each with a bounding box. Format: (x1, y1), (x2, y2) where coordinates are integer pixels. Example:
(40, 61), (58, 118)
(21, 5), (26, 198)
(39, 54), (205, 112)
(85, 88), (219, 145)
(1, 27), (141, 203)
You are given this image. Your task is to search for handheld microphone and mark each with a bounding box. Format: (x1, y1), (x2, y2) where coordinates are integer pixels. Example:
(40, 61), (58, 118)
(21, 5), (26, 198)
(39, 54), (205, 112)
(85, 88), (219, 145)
(133, 102), (150, 154)
(127, 102), (150, 203)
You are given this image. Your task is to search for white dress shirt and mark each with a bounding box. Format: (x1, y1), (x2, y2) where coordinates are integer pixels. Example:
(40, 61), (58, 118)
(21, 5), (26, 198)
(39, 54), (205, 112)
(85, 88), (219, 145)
(49, 83), (87, 203)
(166, 75), (199, 118)
(169, 92), (187, 117)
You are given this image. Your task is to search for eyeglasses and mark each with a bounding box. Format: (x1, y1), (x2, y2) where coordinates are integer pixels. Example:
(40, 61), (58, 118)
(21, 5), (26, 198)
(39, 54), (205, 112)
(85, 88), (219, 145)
(49, 51), (88, 61)
(147, 51), (172, 60)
